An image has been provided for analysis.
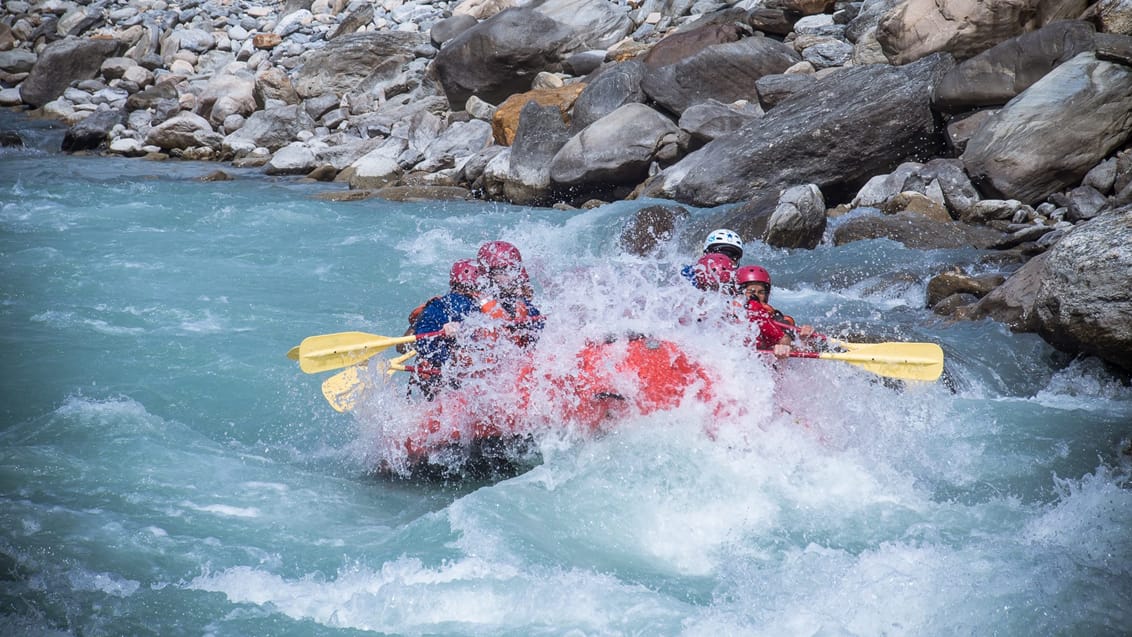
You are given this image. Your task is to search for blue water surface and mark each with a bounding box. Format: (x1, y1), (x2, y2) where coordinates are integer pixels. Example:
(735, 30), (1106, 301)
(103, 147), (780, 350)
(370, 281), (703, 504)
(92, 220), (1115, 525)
(1, 110), (1130, 636)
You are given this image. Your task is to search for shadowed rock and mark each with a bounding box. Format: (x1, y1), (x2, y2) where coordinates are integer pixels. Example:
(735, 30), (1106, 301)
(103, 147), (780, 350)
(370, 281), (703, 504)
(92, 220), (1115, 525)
(1033, 207), (1132, 372)
(62, 109), (122, 152)
(644, 53), (954, 207)
(619, 204), (690, 256)
(504, 101), (571, 204)
(431, 8), (573, 107)
(933, 20), (1097, 113)
(641, 33), (800, 115)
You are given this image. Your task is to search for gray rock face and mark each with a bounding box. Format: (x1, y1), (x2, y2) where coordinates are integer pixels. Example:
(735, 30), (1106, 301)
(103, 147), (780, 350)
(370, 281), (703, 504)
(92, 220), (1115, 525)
(645, 53), (954, 207)
(61, 108), (123, 151)
(1033, 207), (1132, 372)
(430, 8), (573, 107)
(292, 31), (430, 99)
(832, 210), (1007, 249)
(933, 20), (1097, 113)
(551, 103), (679, 188)
(972, 251), (1048, 331)
(430, 14), (478, 47)
(875, 0), (1089, 65)
(765, 184), (827, 249)
(222, 105), (316, 153)
(961, 52), (1132, 205)
(144, 111), (217, 151)
(527, 0), (633, 52)
(641, 35), (800, 115)
(678, 99), (761, 144)
(570, 60), (646, 133)
(504, 101), (571, 204)
(20, 36), (124, 107)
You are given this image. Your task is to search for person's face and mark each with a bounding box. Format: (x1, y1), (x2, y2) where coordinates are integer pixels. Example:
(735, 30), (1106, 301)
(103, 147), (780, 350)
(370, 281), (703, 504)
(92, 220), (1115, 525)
(488, 266), (521, 291)
(742, 282), (769, 302)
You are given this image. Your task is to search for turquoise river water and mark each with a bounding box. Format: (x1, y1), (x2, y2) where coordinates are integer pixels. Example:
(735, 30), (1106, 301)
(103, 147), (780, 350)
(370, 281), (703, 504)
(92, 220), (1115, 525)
(1, 111), (1130, 636)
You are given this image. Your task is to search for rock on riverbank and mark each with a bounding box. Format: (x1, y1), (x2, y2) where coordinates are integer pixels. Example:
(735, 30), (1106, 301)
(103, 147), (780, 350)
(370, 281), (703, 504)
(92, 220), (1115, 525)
(2, 0), (1130, 373)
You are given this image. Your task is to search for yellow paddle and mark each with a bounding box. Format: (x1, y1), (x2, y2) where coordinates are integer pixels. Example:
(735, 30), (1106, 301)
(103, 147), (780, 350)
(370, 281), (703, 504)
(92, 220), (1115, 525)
(773, 321), (876, 351)
(321, 365), (369, 413)
(787, 342), (944, 381)
(321, 351), (417, 412)
(298, 330), (443, 374)
(286, 345), (299, 360)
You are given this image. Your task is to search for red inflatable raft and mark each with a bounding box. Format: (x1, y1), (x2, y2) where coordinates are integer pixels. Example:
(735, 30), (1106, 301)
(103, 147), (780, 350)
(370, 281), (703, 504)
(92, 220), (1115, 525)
(397, 335), (718, 473)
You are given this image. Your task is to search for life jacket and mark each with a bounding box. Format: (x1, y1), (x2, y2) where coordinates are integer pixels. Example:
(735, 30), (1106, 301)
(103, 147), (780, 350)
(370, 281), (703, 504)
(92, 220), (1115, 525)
(479, 297), (531, 322)
(744, 299), (789, 350)
(407, 296), (442, 330)
(478, 296), (539, 348)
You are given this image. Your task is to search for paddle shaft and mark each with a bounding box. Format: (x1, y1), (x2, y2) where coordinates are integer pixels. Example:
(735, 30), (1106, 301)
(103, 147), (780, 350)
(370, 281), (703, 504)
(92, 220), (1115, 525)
(298, 329), (443, 373)
(760, 343), (944, 381)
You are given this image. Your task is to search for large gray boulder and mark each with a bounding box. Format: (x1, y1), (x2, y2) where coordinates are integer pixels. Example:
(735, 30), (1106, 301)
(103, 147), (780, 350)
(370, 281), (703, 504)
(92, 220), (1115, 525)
(430, 8), (574, 107)
(504, 101), (572, 204)
(570, 60), (646, 133)
(550, 103), (680, 189)
(971, 251), (1048, 331)
(144, 112), (218, 151)
(20, 36), (124, 107)
(221, 105), (316, 154)
(765, 184), (828, 249)
(291, 32), (430, 99)
(196, 68), (257, 128)
(876, 0), (1090, 65)
(933, 20), (1097, 113)
(527, 0), (633, 52)
(641, 34), (800, 115)
(643, 53), (954, 207)
(678, 99), (762, 144)
(61, 108), (122, 152)
(1032, 207), (1132, 372)
(961, 52), (1132, 204)
(832, 210), (1007, 249)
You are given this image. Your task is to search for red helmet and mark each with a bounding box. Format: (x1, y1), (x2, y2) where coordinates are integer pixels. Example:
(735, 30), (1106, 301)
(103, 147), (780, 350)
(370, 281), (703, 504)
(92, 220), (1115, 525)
(735, 265), (771, 286)
(477, 241), (522, 270)
(693, 253), (734, 290)
(449, 258), (482, 289)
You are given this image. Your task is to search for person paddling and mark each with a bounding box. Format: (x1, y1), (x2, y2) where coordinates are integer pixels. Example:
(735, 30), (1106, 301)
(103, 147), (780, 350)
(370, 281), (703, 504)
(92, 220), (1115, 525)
(470, 240), (543, 348)
(735, 265), (813, 359)
(681, 228), (743, 283)
(677, 253), (737, 326)
(408, 258), (486, 397)
(691, 252), (736, 293)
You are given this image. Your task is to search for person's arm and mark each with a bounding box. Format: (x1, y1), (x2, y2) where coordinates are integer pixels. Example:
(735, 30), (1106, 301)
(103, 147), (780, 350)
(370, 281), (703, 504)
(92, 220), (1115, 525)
(413, 299), (454, 364)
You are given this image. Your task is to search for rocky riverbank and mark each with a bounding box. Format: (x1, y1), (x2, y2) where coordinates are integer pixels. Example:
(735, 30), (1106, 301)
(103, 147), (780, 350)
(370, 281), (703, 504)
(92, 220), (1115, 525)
(1, 0), (1130, 373)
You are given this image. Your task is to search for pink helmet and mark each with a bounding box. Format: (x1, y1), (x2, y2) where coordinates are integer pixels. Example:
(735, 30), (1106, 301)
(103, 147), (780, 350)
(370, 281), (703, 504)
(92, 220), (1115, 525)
(477, 241), (522, 270)
(693, 253), (734, 290)
(735, 265), (771, 286)
(449, 258), (482, 289)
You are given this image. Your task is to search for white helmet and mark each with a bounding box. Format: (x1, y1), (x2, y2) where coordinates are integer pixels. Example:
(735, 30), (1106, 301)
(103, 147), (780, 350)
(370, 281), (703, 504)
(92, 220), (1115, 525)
(703, 229), (743, 256)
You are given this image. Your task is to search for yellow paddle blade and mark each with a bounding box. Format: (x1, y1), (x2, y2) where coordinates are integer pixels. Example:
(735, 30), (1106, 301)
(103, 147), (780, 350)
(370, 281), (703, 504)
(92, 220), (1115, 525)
(321, 365), (370, 413)
(321, 352), (416, 412)
(819, 342), (944, 382)
(286, 345), (299, 361)
(298, 331), (416, 374)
